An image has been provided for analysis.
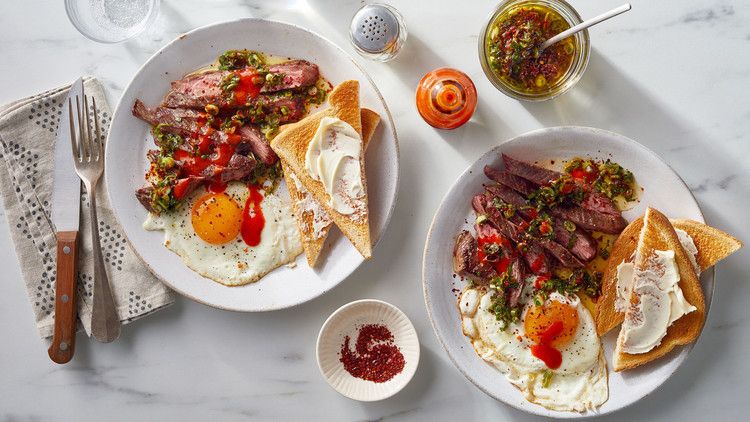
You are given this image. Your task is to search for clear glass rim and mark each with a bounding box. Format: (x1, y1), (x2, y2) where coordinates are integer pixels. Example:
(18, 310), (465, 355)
(64, 0), (161, 44)
(478, 0), (591, 102)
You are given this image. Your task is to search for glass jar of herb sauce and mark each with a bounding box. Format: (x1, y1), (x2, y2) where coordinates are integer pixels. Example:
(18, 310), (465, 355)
(479, 0), (590, 101)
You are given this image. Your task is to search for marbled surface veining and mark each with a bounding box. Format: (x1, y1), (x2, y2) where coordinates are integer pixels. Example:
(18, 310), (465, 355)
(1, 0), (748, 420)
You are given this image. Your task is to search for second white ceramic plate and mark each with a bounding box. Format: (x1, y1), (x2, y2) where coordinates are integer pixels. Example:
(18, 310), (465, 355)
(105, 19), (399, 311)
(422, 126), (712, 418)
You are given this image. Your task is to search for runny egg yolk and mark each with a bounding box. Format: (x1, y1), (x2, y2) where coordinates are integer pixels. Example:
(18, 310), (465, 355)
(191, 193), (243, 245)
(524, 300), (579, 348)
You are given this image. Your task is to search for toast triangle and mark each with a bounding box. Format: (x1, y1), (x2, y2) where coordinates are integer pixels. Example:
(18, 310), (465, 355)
(613, 208), (706, 371)
(283, 108), (380, 266)
(270, 80), (372, 259)
(595, 216), (741, 336)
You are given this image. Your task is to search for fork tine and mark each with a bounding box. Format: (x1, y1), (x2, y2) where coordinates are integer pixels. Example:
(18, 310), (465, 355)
(68, 97), (79, 161)
(83, 95), (93, 161)
(76, 96), (86, 161)
(92, 97), (102, 160)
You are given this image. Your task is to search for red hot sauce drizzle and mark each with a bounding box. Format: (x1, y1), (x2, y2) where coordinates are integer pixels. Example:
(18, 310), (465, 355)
(339, 324), (405, 383)
(240, 185), (265, 247)
(530, 320), (563, 369)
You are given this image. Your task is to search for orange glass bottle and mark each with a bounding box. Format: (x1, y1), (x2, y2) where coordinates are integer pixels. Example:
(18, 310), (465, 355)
(416, 68), (477, 129)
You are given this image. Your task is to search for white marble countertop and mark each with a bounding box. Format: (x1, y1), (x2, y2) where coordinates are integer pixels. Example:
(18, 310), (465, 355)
(1, 0), (748, 420)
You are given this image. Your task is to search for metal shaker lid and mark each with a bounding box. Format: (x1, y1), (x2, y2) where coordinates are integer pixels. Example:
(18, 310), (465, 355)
(350, 4), (401, 54)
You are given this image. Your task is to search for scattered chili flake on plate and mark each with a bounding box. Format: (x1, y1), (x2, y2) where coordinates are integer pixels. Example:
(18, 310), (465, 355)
(339, 324), (405, 383)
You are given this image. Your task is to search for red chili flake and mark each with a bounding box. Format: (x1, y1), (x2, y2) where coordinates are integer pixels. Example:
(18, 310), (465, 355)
(339, 324), (405, 383)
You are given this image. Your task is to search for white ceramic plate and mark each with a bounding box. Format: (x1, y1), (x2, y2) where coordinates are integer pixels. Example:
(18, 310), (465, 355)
(422, 126), (712, 418)
(105, 19), (399, 311)
(316, 299), (420, 401)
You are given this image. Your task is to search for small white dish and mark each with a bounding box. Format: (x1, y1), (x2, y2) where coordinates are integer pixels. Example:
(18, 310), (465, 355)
(316, 300), (419, 401)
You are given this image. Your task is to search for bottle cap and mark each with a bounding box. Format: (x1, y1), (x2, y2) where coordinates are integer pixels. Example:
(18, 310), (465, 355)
(350, 4), (401, 54)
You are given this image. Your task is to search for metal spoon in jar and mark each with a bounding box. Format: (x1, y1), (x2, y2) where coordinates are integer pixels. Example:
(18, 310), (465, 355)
(539, 3), (632, 52)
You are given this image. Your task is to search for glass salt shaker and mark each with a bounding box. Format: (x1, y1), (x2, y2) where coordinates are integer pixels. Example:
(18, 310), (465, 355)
(349, 3), (407, 62)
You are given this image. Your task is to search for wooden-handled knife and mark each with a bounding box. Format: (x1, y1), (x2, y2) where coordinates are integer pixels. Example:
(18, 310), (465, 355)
(48, 78), (84, 364)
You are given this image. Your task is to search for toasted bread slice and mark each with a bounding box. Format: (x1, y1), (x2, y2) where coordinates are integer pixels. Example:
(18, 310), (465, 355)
(283, 108), (380, 267)
(270, 80), (372, 258)
(669, 218), (742, 272)
(613, 208), (706, 371)
(595, 217), (741, 335)
(596, 217), (644, 335)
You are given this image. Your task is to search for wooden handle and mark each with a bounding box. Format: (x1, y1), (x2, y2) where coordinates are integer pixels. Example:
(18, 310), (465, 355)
(48, 231), (79, 364)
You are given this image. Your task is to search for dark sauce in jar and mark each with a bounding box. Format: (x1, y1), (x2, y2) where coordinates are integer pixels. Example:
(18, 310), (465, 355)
(485, 4), (575, 93)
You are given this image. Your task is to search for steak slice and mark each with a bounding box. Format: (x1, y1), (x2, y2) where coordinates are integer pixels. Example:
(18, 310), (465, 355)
(453, 230), (478, 278)
(537, 238), (585, 268)
(162, 71), (229, 109)
(162, 65), (316, 110)
(507, 257), (525, 307)
(261, 60), (319, 93)
(236, 125), (277, 165)
(221, 154), (256, 182)
(484, 165), (537, 196)
(552, 218), (598, 262)
(550, 205), (626, 234)
(134, 99), (278, 166)
(485, 184), (597, 262)
(477, 193), (551, 275)
(502, 154), (561, 186)
(246, 95), (306, 125)
(135, 186), (156, 213)
(581, 190), (621, 216)
(200, 154), (258, 183)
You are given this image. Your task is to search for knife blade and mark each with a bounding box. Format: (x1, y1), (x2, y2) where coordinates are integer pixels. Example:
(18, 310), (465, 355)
(48, 77), (84, 364)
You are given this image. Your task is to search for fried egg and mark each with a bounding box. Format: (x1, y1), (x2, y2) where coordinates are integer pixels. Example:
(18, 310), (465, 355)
(459, 286), (608, 412)
(144, 182), (302, 286)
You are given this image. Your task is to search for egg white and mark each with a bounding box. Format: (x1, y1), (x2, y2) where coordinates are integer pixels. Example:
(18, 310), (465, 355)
(459, 286), (608, 412)
(144, 182), (302, 286)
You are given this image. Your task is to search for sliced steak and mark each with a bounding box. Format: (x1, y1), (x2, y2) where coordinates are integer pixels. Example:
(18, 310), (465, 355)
(487, 175), (626, 235)
(581, 191), (621, 216)
(485, 184), (527, 209)
(246, 95), (305, 125)
(236, 125), (277, 165)
(201, 154), (258, 182)
(537, 238), (585, 268)
(135, 186), (155, 213)
(261, 60), (319, 93)
(485, 184), (597, 262)
(222, 154), (256, 182)
(162, 70), (229, 109)
(502, 154), (561, 186)
(162, 71), (310, 113)
(550, 205), (626, 234)
(552, 219), (597, 262)
(480, 193), (551, 275)
(507, 257), (525, 307)
(453, 231), (487, 281)
(484, 166), (537, 196)
(133, 99), (205, 131)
